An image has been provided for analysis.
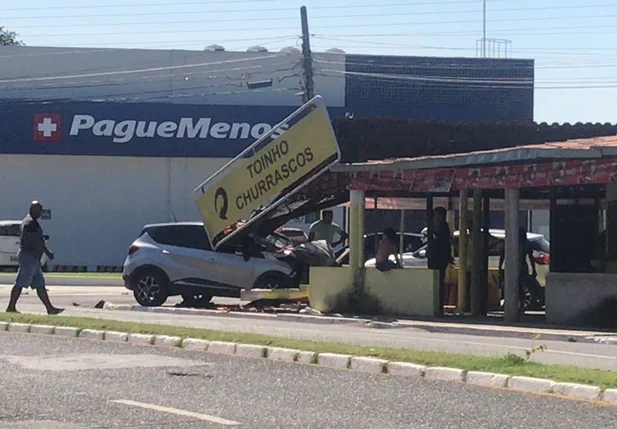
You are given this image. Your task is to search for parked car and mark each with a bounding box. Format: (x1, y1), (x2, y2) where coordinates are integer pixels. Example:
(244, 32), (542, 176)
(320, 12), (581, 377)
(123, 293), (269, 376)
(123, 222), (333, 307)
(365, 229), (550, 310)
(0, 220), (49, 272)
(334, 232), (425, 266)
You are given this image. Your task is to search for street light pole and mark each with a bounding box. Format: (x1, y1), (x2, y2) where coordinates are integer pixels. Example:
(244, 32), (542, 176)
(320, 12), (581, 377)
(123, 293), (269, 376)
(482, 0), (487, 57)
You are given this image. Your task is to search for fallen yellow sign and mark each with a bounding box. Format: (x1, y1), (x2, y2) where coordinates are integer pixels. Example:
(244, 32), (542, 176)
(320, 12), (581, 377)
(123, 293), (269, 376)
(195, 96), (340, 248)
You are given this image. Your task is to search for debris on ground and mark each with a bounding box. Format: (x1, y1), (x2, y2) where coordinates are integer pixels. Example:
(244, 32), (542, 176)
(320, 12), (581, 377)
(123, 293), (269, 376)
(300, 307), (322, 316)
(94, 300), (106, 309)
(364, 320), (401, 329)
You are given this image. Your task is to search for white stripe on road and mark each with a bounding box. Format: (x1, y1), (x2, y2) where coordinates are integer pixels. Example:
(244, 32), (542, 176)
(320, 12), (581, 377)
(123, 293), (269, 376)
(110, 399), (240, 426)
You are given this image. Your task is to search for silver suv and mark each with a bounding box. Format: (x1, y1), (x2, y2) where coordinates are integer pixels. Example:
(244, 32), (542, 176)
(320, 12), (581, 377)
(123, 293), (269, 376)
(123, 222), (296, 307)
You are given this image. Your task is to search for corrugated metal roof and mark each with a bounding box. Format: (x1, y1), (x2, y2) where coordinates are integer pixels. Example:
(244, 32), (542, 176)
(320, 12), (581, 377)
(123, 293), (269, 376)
(333, 135), (617, 172)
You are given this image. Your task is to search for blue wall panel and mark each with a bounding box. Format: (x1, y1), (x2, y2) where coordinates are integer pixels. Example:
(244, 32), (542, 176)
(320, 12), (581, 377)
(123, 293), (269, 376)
(344, 55), (534, 122)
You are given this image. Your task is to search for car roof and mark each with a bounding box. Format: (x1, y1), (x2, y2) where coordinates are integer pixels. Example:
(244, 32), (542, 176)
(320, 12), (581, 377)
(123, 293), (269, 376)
(0, 220), (21, 226)
(452, 229), (545, 241)
(142, 221), (204, 229)
(279, 227), (306, 233)
(366, 232), (424, 238)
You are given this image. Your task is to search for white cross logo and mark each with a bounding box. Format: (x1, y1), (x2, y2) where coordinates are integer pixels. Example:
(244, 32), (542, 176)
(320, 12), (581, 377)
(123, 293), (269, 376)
(37, 117), (58, 137)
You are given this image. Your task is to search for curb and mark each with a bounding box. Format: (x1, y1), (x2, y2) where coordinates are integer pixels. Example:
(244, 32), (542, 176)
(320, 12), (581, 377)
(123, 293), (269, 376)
(395, 322), (617, 345)
(102, 304), (617, 343)
(2, 321), (616, 405)
(103, 303), (371, 326)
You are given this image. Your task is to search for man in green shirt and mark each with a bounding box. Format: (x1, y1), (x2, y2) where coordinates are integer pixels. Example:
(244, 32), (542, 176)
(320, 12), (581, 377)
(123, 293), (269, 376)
(308, 210), (348, 247)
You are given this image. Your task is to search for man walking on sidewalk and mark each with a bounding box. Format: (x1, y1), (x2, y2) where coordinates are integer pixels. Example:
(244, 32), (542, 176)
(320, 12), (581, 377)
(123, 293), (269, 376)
(5, 201), (63, 315)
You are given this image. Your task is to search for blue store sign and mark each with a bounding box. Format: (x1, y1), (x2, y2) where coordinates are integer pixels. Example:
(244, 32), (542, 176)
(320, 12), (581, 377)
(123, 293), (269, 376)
(0, 101), (345, 158)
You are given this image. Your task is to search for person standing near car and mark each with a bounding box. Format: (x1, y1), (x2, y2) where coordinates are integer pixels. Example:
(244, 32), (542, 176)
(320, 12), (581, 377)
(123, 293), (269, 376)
(5, 201), (63, 315)
(308, 210), (348, 248)
(428, 207), (452, 317)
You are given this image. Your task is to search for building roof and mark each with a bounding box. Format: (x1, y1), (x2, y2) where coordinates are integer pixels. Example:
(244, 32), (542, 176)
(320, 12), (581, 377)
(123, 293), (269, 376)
(333, 135), (617, 172)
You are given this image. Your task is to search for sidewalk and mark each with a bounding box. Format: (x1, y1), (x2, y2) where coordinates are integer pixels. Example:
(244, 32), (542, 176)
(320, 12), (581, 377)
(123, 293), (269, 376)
(396, 317), (617, 344)
(101, 302), (617, 345)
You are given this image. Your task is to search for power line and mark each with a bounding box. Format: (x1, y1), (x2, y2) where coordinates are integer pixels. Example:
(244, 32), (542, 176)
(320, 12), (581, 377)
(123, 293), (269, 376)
(13, 6), (617, 29)
(0, 54), (289, 84)
(0, 36), (298, 56)
(317, 70), (617, 90)
(314, 55), (617, 71)
(17, 20), (617, 39)
(0, 61), (300, 93)
(1, 0), (511, 20)
(313, 36), (617, 60)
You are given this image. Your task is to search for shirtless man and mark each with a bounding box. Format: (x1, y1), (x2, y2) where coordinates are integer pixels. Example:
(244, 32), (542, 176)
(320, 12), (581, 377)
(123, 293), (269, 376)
(375, 228), (402, 272)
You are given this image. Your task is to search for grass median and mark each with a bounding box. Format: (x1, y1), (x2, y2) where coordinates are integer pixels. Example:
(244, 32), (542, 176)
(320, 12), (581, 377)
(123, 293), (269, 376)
(1, 312), (616, 389)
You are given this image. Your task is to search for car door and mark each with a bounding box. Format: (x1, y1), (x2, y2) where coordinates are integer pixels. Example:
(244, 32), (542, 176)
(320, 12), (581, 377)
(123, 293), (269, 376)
(152, 226), (256, 290)
(212, 238), (258, 289)
(0, 224), (20, 266)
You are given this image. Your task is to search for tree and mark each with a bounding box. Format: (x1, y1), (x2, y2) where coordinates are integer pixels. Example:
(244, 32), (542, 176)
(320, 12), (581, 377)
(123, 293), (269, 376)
(0, 26), (24, 46)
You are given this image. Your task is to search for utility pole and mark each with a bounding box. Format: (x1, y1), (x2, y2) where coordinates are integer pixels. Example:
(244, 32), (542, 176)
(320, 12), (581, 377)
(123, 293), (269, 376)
(482, 0), (487, 57)
(300, 5), (315, 102)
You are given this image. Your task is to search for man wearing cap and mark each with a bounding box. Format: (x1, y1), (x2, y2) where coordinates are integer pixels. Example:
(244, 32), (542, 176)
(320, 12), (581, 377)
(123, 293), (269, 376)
(5, 201), (63, 315)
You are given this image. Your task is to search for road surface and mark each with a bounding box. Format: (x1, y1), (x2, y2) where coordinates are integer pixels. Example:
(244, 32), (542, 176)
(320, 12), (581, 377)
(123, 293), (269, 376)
(1, 332), (616, 428)
(3, 285), (617, 371)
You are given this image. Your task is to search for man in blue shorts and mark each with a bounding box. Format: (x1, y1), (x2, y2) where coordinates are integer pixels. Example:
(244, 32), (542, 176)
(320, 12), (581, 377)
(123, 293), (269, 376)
(5, 201), (63, 315)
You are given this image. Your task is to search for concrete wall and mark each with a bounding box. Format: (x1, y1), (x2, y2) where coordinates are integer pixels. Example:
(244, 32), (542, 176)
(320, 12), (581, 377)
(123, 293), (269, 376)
(546, 273), (617, 327)
(308, 266), (438, 317)
(0, 154), (229, 268)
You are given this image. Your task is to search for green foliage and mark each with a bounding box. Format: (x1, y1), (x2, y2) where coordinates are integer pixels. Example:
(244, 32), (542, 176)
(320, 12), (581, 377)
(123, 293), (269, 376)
(0, 26), (24, 46)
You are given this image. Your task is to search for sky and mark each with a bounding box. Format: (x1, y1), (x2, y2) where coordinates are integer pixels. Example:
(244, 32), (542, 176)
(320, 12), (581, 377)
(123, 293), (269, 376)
(2, 0), (617, 124)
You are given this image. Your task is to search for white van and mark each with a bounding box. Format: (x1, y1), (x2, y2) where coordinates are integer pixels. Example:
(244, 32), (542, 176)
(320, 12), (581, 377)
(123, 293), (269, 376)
(0, 220), (49, 272)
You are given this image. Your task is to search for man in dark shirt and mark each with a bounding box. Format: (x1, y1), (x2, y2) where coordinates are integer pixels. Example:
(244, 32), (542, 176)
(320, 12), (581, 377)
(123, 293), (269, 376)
(428, 207), (452, 316)
(5, 201), (63, 315)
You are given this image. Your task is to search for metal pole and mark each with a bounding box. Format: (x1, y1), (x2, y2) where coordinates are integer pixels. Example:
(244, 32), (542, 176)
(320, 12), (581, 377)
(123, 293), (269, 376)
(300, 6), (315, 101)
(471, 189), (483, 316)
(481, 194), (490, 316)
(482, 0), (487, 58)
(399, 209), (406, 257)
(504, 187), (520, 323)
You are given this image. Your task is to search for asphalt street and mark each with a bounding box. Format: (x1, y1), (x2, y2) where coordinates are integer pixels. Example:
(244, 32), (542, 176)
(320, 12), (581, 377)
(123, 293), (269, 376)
(1, 332), (617, 429)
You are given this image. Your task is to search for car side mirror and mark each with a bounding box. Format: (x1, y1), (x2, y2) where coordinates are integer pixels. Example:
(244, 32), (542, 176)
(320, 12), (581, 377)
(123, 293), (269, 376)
(43, 235), (50, 240)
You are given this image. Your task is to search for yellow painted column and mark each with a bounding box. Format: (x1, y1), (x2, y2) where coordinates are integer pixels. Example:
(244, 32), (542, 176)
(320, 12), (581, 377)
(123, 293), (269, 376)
(471, 188), (483, 316)
(349, 190), (366, 293)
(504, 187), (521, 323)
(458, 190), (469, 313)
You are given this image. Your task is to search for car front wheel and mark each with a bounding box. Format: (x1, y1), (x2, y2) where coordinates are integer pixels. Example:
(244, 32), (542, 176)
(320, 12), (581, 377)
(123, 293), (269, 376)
(254, 272), (294, 290)
(132, 269), (169, 307)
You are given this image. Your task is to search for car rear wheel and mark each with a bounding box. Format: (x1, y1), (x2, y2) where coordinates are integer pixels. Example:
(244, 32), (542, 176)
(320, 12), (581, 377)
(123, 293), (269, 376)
(522, 279), (544, 311)
(132, 268), (169, 307)
(254, 272), (294, 290)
